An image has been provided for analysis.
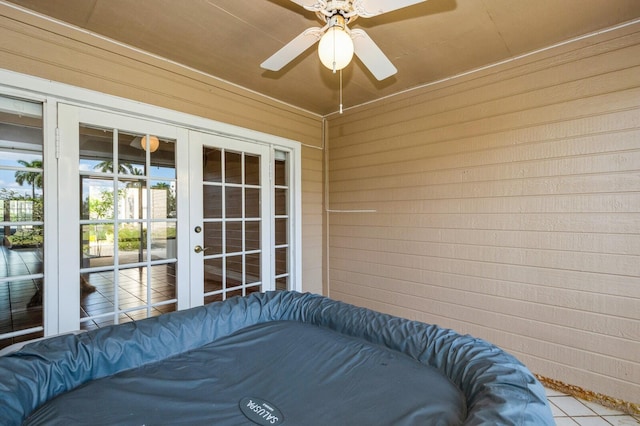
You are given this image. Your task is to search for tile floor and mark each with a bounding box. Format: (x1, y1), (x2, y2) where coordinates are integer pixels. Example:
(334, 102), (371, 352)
(546, 387), (639, 425)
(79, 263), (177, 330)
(0, 246), (44, 349)
(0, 246), (179, 347)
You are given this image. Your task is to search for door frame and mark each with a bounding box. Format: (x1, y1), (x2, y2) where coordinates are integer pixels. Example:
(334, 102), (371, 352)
(0, 69), (302, 338)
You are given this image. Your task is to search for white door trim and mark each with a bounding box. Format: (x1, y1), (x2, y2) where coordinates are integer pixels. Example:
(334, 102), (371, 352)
(0, 69), (302, 337)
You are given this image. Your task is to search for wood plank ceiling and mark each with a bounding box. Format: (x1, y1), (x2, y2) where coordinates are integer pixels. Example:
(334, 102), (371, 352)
(4, 0), (640, 115)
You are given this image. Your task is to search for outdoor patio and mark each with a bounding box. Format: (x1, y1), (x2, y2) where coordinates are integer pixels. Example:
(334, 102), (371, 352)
(0, 245), (177, 349)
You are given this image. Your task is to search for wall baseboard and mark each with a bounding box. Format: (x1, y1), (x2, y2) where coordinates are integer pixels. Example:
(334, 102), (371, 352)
(536, 374), (639, 416)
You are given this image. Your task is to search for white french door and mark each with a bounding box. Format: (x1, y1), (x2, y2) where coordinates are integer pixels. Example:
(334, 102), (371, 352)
(0, 70), (301, 343)
(57, 104), (190, 332)
(56, 104), (296, 334)
(188, 132), (272, 306)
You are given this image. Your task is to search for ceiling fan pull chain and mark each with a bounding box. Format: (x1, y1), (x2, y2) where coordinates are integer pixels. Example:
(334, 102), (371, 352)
(339, 68), (344, 114)
(332, 24), (337, 73)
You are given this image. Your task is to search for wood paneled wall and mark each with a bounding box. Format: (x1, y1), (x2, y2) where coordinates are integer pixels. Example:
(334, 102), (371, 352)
(301, 144), (325, 294)
(0, 5), (325, 294)
(327, 23), (640, 403)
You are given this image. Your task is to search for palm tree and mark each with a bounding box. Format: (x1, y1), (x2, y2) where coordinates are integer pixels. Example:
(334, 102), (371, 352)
(93, 160), (137, 174)
(14, 160), (43, 199)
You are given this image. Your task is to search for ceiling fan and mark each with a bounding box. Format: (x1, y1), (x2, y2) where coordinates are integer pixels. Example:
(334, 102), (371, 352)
(261, 0), (427, 81)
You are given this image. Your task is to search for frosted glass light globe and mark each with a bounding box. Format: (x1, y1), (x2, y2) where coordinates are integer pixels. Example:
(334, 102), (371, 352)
(318, 26), (354, 71)
(141, 135), (160, 152)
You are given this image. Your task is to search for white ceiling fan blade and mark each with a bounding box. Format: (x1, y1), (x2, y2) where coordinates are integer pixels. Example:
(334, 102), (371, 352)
(289, 0), (321, 8)
(261, 27), (324, 71)
(354, 0), (428, 18)
(288, 0), (327, 14)
(350, 29), (397, 80)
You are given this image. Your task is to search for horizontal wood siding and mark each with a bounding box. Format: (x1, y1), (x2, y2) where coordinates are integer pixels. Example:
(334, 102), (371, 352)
(327, 24), (640, 403)
(0, 5), (324, 292)
(301, 144), (325, 294)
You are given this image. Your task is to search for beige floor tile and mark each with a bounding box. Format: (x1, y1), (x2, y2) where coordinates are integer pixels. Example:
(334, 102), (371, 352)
(601, 416), (640, 426)
(573, 416), (618, 426)
(550, 396), (598, 417)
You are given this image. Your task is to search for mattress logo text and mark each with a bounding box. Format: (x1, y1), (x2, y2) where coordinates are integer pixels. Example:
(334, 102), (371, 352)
(239, 397), (283, 425)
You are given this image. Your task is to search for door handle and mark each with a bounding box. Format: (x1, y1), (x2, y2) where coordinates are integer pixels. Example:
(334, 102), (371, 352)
(194, 245), (209, 253)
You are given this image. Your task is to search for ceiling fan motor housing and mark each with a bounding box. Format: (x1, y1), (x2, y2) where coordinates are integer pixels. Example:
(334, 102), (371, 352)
(326, 14), (348, 31)
(261, 0), (425, 80)
(313, 0), (358, 25)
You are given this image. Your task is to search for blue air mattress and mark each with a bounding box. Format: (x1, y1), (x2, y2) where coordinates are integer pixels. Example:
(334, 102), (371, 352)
(0, 291), (553, 425)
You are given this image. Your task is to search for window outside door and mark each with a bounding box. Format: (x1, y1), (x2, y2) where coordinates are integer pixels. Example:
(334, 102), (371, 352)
(0, 96), (45, 349)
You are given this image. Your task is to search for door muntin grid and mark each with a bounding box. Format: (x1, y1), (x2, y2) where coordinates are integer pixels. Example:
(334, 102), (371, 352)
(274, 150), (290, 291)
(202, 147), (262, 304)
(0, 96), (44, 348)
(79, 125), (177, 329)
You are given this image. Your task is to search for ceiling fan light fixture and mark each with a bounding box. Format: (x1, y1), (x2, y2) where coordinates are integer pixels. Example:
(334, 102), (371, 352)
(318, 16), (354, 71)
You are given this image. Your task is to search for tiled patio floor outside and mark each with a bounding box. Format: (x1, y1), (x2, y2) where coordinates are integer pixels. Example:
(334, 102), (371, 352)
(0, 246), (44, 348)
(0, 245), (176, 348)
(79, 263), (177, 330)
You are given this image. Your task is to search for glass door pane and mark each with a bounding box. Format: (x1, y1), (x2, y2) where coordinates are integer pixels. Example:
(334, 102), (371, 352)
(203, 148), (261, 303)
(190, 133), (271, 305)
(79, 126), (177, 330)
(0, 96), (44, 349)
